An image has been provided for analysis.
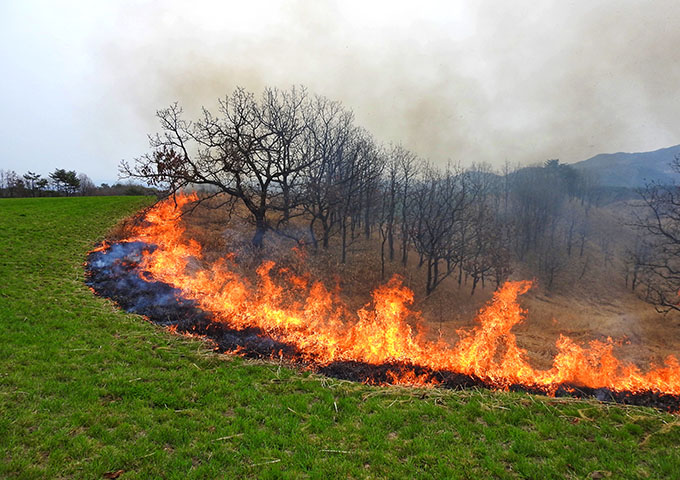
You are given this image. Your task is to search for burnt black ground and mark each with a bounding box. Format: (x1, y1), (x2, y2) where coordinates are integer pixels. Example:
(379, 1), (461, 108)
(85, 241), (680, 412)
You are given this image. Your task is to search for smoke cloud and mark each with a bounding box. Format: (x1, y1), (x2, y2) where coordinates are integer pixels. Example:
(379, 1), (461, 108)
(2, 0), (680, 180)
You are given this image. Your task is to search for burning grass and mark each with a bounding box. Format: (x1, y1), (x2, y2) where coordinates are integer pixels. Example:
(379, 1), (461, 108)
(86, 194), (680, 411)
(3, 195), (680, 479)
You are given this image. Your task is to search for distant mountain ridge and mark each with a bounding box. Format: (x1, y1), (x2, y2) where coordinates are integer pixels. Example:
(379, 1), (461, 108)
(570, 144), (680, 188)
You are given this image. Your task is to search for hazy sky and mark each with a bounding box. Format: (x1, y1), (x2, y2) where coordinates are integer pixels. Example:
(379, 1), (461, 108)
(1, 0), (680, 184)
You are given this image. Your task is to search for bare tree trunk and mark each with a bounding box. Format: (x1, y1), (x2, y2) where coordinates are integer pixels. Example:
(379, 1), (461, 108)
(566, 217), (575, 256)
(401, 235), (409, 267)
(252, 215), (267, 248)
(578, 256), (590, 280)
(341, 216), (348, 264)
(380, 229), (387, 280)
(433, 257), (439, 292)
(364, 202), (371, 239)
(308, 218), (318, 249)
(388, 223), (394, 261)
(471, 275), (479, 296)
(321, 216), (331, 249)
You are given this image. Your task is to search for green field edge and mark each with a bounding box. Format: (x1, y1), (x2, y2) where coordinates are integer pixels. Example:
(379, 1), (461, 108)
(1, 196), (679, 479)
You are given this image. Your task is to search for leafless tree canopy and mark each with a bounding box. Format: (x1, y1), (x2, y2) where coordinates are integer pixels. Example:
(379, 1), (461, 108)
(630, 156), (680, 312)
(123, 85), (643, 297)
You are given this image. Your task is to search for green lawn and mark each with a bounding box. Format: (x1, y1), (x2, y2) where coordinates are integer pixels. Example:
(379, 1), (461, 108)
(1, 196), (679, 479)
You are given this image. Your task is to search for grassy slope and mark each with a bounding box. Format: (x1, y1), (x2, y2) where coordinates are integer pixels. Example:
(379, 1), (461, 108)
(1, 197), (679, 480)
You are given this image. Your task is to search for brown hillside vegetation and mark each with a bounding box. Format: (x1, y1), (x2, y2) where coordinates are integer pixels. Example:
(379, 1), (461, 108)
(173, 197), (680, 374)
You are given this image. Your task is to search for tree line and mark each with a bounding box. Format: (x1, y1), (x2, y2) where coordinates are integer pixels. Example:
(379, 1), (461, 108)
(123, 86), (607, 296)
(5, 85), (675, 311)
(0, 168), (157, 198)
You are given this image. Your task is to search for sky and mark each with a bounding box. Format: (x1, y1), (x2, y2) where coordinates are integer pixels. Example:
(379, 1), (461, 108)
(1, 0), (680, 184)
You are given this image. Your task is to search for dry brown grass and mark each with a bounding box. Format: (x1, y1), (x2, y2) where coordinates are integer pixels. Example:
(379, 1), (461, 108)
(175, 198), (680, 372)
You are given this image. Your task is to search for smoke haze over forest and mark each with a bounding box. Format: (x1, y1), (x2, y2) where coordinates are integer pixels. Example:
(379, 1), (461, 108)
(2, 0), (680, 184)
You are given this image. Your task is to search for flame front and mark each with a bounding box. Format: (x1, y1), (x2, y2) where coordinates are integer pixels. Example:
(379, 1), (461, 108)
(120, 194), (680, 395)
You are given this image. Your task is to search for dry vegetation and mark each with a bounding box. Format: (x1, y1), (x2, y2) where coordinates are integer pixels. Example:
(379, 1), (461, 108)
(176, 196), (680, 374)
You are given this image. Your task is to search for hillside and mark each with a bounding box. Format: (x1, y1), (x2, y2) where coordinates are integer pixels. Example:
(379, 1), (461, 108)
(571, 144), (680, 188)
(3, 197), (680, 478)
(178, 197), (680, 373)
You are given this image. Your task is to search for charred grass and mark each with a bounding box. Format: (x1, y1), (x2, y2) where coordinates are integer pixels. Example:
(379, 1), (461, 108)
(1, 196), (680, 479)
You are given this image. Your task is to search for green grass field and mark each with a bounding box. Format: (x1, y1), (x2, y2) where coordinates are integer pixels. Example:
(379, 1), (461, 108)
(1, 196), (680, 479)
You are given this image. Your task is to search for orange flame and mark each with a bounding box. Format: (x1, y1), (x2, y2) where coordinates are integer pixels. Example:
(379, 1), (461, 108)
(121, 194), (680, 395)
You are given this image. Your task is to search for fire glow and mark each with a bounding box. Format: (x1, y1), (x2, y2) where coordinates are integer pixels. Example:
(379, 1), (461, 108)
(89, 194), (680, 407)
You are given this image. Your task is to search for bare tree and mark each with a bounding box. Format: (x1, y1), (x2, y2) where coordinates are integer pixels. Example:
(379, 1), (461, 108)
(631, 158), (680, 311)
(78, 173), (96, 196)
(383, 147), (400, 261)
(388, 145), (419, 267)
(409, 164), (476, 295)
(121, 86), (317, 248)
(338, 131), (382, 263)
(623, 233), (652, 292)
(302, 97), (356, 249)
(2, 170), (24, 197)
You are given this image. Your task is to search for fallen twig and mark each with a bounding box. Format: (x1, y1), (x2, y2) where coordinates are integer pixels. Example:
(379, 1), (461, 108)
(250, 458), (281, 467)
(213, 433), (244, 442)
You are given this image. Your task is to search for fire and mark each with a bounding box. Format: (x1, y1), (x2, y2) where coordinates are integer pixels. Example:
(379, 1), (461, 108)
(116, 193), (680, 396)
